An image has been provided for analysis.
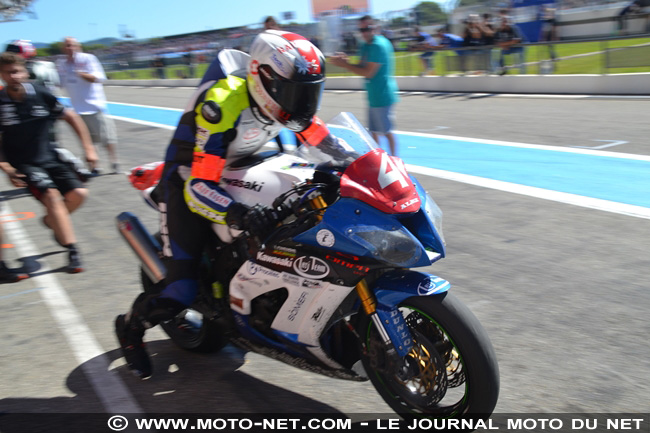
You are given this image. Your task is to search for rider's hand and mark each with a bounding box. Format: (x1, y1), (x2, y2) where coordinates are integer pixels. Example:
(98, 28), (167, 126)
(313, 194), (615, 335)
(226, 203), (280, 240)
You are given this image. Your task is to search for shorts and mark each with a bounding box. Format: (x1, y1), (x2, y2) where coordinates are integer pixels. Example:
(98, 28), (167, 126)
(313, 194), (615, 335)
(81, 111), (118, 146)
(368, 105), (395, 135)
(19, 160), (84, 200)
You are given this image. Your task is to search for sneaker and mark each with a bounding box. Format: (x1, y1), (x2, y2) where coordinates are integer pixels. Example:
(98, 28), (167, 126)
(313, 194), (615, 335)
(0, 263), (29, 283)
(66, 248), (84, 273)
(115, 314), (152, 379)
(111, 163), (120, 174)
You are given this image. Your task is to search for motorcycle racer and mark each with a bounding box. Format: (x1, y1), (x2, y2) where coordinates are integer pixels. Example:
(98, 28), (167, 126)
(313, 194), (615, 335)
(115, 30), (326, 379)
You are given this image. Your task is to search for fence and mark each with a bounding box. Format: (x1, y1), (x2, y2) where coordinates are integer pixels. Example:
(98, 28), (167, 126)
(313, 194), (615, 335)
(101, 34), (650, 80)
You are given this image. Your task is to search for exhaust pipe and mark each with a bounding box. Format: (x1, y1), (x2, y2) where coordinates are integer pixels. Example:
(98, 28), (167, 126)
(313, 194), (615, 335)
(116, 211), (166, 283)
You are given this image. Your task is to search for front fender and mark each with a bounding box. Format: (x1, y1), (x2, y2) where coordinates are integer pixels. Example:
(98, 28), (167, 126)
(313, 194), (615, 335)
(372, 269), (451, 309)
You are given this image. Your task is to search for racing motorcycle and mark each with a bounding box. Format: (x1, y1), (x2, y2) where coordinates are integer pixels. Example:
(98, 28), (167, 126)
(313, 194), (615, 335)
(117, 112), (499, 417)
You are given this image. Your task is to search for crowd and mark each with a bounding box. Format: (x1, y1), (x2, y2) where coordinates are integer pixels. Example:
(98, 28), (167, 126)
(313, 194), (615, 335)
(406, 11), (529, 76)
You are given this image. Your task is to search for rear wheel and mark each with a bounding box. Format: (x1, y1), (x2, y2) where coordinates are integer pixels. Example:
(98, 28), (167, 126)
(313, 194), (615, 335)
(360, 292), (499, 417)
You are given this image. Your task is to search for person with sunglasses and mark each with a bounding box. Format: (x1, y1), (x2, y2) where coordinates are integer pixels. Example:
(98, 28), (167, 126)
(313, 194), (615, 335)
(329, 15), (399, 156)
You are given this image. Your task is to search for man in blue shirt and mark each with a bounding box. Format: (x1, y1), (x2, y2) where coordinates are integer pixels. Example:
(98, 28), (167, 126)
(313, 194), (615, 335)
(412, 26), (437, 76)
(329, 15), (399, 155)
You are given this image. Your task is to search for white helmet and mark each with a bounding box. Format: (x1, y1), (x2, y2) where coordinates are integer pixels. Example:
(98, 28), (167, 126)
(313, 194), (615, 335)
(248, 30), (325, 132)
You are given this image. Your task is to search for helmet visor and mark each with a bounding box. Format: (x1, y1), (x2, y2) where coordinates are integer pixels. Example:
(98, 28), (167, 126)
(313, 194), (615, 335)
(259, 65), (324, 131)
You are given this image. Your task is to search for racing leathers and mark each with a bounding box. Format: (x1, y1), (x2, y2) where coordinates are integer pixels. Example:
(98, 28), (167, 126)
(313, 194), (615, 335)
(117, 50), (285, 377)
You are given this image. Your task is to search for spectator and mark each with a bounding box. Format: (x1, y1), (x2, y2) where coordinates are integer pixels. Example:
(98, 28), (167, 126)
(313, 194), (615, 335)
(151, 55), (165, 79)
(462, 14), (489, 73)
(494, 16), (527, 75)
(411, 26), (437, 76)
(57, 37), (119, 174)
(479, 14), (497, 73)
(328, 15), (399, 156)
(6, 40), (60, 93)
(539, 5), (558, 71)
(435, 26), (465, 52)
(617, 0), (644, 34)
(264, 16), (280, 30)
(6, 40), (92, 181)
(184, 50), (196, 78)
(0, 52), (97, 273)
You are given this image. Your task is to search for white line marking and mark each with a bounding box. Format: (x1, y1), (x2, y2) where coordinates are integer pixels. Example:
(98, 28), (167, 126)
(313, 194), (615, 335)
(572, 139), (628, 150)
(407, 165), (650, 220)
(1, 201), (143, 414)
(109, 115), (176, 130)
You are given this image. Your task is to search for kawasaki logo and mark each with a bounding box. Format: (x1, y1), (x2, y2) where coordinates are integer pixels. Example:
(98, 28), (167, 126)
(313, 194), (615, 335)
(256, 251), (293, 268)
(221, 177), (264, 192)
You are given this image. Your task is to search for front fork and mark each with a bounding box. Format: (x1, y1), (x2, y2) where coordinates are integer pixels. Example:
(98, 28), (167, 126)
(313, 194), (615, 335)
(356, 279), (414, 358)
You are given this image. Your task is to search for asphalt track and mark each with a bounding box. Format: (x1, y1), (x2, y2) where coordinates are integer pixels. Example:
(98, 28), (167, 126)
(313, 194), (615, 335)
(1, 88), (649, 422)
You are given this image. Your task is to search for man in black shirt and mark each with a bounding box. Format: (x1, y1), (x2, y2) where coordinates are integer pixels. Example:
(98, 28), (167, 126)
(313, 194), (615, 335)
(494, 16), (527, 75)
(0, 52), (97, 273)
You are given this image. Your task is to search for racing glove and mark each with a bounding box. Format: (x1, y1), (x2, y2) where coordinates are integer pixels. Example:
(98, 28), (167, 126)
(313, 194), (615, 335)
(226, 203), (280, 240)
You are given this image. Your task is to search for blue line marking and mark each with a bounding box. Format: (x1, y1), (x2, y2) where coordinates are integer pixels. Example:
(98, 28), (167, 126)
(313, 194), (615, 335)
(0, 287), (43, 301)
(395, 136), (650, 208)
(90, 100), (650, 210)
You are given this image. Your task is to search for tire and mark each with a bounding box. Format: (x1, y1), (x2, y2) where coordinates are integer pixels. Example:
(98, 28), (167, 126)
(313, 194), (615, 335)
(360, 292), (499, 417)
(140, 263), (227, 354)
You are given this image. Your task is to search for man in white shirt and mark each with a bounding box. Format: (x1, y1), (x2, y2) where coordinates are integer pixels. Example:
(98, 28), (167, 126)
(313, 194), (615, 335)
(57, 37), (119, 174)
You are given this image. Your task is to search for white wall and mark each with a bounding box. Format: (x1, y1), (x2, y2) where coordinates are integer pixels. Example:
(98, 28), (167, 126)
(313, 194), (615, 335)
(105, 73), (650, 95)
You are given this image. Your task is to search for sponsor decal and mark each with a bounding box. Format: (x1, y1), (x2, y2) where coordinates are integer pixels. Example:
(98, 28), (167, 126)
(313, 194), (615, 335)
(196, 127), (209, 148)
(325, 254), (370, 274)
(30, 105), (49, 117)
(230, 295), (244, 309)
(417, 278), (447, 296)
(242, 128), (262, 143)
(301, 279), (322, 289)
(221, 177), (264, 192)
(256, 251), (293, 268)
(191, 181), (233, 208)
(295, 55), (319, 75)
(401, 197), (420, 210)
(1, 105), (19, 126)
(287, 291), (307, 321)
(247, 261), (281, 278)
(201, 100), (221, 124)
(187, 200), (224, 222)
(311, 306), (324, 322)
(250, 60), (259, 75)
(293, 256), (329, 279)
(316, 229), (335, 248)
(282, 273), (300, 286)
(273, 246), (297, 257)
(276, 44), (293, 54)
(390, 309), (412, 347)
(285, 162), (316, 170)
(270, 53), (286, 74)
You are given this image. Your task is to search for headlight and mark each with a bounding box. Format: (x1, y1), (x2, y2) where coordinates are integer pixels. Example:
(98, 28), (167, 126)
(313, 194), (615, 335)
(351, 226), (422, 267)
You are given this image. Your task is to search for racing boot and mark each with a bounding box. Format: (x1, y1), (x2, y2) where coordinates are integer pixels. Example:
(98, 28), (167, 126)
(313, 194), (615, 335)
(115, 293), (187, 379)
(115, 311), (151, 379)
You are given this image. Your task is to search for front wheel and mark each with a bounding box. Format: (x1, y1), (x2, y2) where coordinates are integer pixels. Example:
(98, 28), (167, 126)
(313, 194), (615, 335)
(359, 292), (499, 417)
